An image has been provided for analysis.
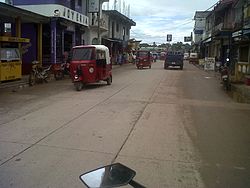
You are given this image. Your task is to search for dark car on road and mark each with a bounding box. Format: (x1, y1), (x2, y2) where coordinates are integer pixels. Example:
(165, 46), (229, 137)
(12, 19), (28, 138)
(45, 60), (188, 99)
(164, 51), (184, 70)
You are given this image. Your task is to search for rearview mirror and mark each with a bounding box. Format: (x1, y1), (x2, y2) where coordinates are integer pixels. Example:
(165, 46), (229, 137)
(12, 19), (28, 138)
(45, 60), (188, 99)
(79, 163), (136, 188)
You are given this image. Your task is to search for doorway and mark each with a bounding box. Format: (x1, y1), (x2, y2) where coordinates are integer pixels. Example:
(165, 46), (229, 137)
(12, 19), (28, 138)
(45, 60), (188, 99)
(64, 32), (73, 52)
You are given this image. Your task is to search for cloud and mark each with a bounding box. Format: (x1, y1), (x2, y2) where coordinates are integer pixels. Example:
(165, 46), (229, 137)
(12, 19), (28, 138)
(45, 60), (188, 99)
(105, 0), (218, 44)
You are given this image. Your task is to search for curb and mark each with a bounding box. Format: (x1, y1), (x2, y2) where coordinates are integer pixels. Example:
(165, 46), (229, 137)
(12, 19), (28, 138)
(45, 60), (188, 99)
(231, 84), (250, 104)
(192, 63), (250, 104)
(0, 79), (29, 92)
(0, 63), (134, 92)
(112, 63), (133, 69)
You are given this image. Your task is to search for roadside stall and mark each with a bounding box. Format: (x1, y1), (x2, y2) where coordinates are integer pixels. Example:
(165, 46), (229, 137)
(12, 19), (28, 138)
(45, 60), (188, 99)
(0, 36), (30, 82)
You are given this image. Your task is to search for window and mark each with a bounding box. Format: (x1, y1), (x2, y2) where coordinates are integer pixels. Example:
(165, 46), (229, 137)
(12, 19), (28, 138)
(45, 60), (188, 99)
(78, 0), (82, 6)
(4, 23), (11, 33)
(116, 23), (119, 32)
(92, 38), (98, 45)
(112, 22), (115, 38)
(72, 48), (94, 60)
(137, 51), (148, 57)
(0, 48), (20, 61)
(123, 27), (125, 40)
(239, 46), (248, 62)
(96, 50), (106, 60)
(70, 0), (75, 10)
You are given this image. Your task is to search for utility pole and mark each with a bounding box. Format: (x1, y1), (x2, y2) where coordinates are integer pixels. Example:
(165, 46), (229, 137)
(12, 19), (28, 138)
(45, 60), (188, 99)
(97, 0), (101, 44)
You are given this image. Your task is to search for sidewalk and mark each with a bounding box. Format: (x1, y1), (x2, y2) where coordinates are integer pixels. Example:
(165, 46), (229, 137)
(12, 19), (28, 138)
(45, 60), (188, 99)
(0, 63), (133, 92)
(0, 75), (29, 91)
(230, 83), (250, 103)
(193, 62), (250, 104)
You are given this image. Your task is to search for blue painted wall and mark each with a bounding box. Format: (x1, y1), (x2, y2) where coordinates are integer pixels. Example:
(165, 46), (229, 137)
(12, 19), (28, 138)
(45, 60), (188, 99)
(13, 0), (86, 14)
(13, 0), (71, 8)
(21, 23), (37, 74)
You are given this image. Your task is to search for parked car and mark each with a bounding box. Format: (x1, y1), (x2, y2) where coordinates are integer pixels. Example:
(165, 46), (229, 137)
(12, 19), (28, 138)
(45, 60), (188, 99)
(164, 51), (184, 70)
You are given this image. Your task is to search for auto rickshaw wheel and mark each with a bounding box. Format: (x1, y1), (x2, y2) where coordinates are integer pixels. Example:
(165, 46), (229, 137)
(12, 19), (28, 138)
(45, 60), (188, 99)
(74, 82), (83, 91)
(107, 76), (112, 85)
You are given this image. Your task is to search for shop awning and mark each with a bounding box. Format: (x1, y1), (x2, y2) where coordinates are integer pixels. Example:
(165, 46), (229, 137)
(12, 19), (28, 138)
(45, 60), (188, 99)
(232, 30), (243, 38)
(203, 37), (212, 43)
(102, 38), (123, 43)
(0, 2), (49, 23)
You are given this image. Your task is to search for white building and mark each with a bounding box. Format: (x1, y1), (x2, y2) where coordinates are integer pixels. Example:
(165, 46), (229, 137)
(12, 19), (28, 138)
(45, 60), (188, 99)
(193, 11), (211, 44)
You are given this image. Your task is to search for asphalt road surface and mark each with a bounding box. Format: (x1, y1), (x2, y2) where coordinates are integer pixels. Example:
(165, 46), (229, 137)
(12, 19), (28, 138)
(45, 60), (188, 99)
(0, 61), (250, 188)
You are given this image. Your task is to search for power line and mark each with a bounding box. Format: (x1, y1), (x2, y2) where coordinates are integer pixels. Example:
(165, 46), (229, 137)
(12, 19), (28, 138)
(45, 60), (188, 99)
(130, 1), (220, 43)
(205, 1), (219, 11)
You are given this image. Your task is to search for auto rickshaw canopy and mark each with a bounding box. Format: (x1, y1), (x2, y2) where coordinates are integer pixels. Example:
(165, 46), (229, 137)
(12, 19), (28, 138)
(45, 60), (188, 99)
(72, 45), (111, 65)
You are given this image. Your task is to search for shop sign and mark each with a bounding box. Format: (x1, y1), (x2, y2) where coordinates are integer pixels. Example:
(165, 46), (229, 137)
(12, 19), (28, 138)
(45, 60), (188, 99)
(61, 7), (88, 26)
(88, 0), (100, 13)
(17, 5), (89, 27)
(204, 57), (215, 71)
(194, 30), (203, 34)
(184, 36), (192, 42)
(0, 36), (30, 43)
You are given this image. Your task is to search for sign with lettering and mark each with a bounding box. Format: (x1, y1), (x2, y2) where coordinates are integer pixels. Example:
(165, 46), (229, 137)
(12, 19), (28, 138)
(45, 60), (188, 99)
(61, 7), (89, 26)
(184, 36), (192, 42)
(16, 5), (89, 27)
(0, 36), (30, 43)
(89, 0), (100, 13)
(167, 34), (172, 42)
(204, 57), (215, 71)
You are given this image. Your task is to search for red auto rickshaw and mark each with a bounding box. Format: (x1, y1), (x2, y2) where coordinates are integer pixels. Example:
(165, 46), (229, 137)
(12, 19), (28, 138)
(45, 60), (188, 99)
(70, 45), (112, 91)
(136, 50), (152, 69)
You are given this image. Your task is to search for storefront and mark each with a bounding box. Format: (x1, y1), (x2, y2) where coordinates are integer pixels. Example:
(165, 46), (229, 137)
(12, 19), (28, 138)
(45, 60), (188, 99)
(0, 2), (48, 76)
(13, 3), (89, 65)
(102, 38), (123, 64)
(232, 29), (250, 81)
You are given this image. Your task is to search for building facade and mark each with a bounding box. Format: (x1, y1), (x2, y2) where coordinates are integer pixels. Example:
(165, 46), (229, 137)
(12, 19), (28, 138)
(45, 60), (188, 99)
(102, 10), (136, 64)
(13, 0), (89, 66)
(194, 11), (210, 44)
(195, 0), (250, 82)
(0, 2), (49, 75)
(1, 0), (136, 77)
(193, 11), (211, 57)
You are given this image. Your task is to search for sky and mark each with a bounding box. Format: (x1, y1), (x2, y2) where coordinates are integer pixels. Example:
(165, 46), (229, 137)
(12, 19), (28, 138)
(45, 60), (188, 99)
(103, 0), (219, 44)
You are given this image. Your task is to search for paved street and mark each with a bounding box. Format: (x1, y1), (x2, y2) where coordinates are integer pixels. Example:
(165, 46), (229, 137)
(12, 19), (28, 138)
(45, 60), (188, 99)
(0, 61), (250, 188)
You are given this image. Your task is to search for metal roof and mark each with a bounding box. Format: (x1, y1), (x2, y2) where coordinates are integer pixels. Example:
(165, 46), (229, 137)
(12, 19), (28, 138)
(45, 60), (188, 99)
(0, 2), (49, 24)
(103, 10), (136, 26)
(194, 11), (211, 19)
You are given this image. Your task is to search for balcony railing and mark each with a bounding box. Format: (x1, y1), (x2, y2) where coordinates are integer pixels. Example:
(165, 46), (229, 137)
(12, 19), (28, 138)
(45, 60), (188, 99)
(212, 22), (234, 34)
